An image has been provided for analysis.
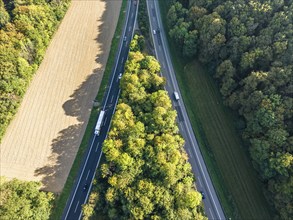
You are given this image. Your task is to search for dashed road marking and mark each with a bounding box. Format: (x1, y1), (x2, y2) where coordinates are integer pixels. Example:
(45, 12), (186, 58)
(85, 170), (91, 181)
(74, 201), (80, 213)
(95, 142), (100, 152)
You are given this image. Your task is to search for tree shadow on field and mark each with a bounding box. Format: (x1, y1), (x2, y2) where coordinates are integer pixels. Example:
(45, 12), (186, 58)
(34, 74), (98, 193)
(34, 0), (121, 193)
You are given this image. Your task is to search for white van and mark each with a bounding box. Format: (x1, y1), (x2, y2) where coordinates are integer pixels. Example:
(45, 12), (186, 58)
(174, 91), (179, 100)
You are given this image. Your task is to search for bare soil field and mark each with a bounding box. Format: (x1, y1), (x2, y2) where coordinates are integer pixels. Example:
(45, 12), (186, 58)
(0, 0), (121, 193)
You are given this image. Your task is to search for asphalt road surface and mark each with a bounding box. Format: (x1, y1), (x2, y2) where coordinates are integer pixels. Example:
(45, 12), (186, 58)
(62, 1), (138, 219)
(146, 0), (226, 219)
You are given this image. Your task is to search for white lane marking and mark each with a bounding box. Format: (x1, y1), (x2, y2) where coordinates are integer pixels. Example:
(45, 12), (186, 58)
(80, 124), (112, 220)
(95, 142), (100, 152)
(102, 0), (131, 112)
(81, 90), (122, 220)
(178, 122), (183, 131)
(187, 148), (193, 159)
(74, 201), (80, 213)
(150, 1), (222, 219)
(111, 95), (114, 103)
(103, 117), (108, 126)
(209, 208), (215, 219)
(85, 170), (91, 181)
(78, 1), (137, 219)
(197, 176), (203, 187)
(64, 136), (96, 219)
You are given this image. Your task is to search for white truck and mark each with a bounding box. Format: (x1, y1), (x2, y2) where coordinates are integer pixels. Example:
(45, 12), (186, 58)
(94, 110), (105, 135)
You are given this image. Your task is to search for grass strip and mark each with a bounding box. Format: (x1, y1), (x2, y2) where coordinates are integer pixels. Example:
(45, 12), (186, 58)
(49, 0), (127, 219)
(158, 1), (273, 219)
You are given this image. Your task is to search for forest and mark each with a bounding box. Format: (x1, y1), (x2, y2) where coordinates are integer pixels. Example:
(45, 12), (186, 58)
(0, 177), (54, 219)
(167, 0), (292, 219)
(0, 0), (70, 141)
(82, 35), (207, 220)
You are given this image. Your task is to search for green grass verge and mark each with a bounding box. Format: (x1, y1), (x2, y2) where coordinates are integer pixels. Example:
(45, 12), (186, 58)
(49, 0), (127, 219)
(158, 1), (274, 219)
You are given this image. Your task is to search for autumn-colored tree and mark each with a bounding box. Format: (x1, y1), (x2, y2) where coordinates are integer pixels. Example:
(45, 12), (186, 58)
(84, 35), (206, 220)
(0, 177), (54, 220)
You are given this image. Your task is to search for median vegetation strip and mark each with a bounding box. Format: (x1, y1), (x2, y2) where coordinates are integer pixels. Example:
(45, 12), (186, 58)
(137, 0), (149, 39)
(158, 0), (274, 219)
(82, 35), (207, 220)
(49, 0), (127, 219)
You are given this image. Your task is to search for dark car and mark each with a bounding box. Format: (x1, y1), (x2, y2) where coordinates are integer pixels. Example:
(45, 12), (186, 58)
(200, 191), (205, 199)
(83, 184), (88, 191)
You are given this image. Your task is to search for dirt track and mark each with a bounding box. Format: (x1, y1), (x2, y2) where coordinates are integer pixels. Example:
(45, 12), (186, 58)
(0, 0), (121, 192)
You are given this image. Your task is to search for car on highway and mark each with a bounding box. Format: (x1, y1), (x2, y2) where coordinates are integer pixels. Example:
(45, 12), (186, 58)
(83, 184), (88, 192)
(118, 73), (122, 79)
(174, 91), (179, 100)
(123, 36), (127, 42)
(153, 29), (156, 35)
(200, 191), (205, 199)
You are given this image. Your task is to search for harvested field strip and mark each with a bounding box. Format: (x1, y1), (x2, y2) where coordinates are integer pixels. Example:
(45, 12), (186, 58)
(50, 0), (127, 219)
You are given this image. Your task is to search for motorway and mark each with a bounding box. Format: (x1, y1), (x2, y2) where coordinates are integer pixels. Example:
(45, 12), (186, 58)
(146, 0), (226, 219)
(62, 1), (138, 219)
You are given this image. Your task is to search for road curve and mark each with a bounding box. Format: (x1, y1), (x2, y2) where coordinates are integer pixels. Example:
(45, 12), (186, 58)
(146, 0), (226, 219)
(62, 1), (138, 219)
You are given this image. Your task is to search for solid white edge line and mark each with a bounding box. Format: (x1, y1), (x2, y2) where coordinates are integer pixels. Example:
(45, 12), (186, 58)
(151, 0), (223, 219)
(64, 136), (96, 219)
(77, 1), (138, 219)
(79, 92), (121, 220)
(102, 0), (131, 112)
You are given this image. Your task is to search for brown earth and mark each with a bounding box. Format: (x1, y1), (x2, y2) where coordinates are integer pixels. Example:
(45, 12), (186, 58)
(0, 0), (122, 193)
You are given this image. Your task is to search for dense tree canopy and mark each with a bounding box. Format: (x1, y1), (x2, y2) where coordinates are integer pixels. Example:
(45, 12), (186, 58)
(83, 35), (206, 220)
(0, 0), (70, 142)
(0, 177), (54, 220)
(137, 0), (149, 38)
(168, 0), (293, 219)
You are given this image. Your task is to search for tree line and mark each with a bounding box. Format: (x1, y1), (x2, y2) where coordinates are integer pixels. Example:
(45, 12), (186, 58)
(137, 0), (149, 38)
(167, 0), (292, 219)
(82, 35), (207, 220)
(0, 177), (54, 219)
(0, 0), (70, 142)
